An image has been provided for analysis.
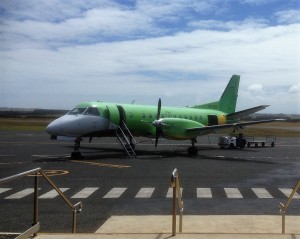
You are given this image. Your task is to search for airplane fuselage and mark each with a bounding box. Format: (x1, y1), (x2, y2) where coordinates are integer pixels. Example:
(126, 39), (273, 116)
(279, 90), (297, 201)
(46, 101), (227, 140)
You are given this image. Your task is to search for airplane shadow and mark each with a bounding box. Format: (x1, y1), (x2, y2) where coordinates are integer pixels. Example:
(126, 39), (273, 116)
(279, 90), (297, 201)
(49, 144), (276, 164)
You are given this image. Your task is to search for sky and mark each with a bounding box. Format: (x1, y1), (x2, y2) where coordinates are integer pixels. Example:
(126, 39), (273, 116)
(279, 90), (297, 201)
(0, 0), (299, 114)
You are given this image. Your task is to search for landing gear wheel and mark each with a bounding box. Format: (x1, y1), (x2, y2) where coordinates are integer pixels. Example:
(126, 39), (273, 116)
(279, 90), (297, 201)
(71, 137), (83, 159)
(71, 151), (83, 159)
(188, 146), (198, 157)
(188, 138), (198, 157)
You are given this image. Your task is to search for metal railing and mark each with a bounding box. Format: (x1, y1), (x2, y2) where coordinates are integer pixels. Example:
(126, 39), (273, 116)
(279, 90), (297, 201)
(279, 178), (300, 234)
(0, 168), (82, 238)
(170, 168), (183, 236)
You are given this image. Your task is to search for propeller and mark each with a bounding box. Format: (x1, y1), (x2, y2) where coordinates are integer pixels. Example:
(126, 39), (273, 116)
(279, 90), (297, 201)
(152, 98), (162, 148)
(141, 98), (165, 148)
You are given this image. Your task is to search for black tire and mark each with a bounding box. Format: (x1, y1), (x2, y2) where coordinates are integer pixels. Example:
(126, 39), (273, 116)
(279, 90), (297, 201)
(271, 142), (275, 147)
(188, 147), (198, 157)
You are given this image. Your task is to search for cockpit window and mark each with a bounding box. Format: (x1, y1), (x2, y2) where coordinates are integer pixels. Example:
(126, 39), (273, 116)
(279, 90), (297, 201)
(84, 107), (100, 116)
(68, 108), (87, 115)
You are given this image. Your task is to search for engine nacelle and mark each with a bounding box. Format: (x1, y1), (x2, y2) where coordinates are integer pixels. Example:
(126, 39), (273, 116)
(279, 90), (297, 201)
(159, 118), (205, 140)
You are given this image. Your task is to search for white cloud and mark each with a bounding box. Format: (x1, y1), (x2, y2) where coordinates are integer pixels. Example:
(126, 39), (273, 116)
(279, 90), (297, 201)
(289, 84), (300, 93)
(247, 84), (264, 93)
(0, 1), (300, 113)
(241, 0), (278, 5)
(275, 9), (300, 24)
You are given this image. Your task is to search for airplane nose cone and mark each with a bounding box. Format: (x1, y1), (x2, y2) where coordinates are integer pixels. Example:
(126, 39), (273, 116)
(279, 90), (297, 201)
(46, 118), (65, 136)
(46, 120), (58, 135)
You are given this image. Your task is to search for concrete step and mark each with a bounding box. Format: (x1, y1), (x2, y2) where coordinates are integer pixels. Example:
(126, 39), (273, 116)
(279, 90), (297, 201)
(36, 233), (300, 239)
(35, 215), (300, 239)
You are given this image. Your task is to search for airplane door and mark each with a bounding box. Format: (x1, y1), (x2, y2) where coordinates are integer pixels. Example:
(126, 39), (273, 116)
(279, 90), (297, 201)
(106, 104), (120, 126)
(117, 105), (126, 124)
(208, 115), (218, 126)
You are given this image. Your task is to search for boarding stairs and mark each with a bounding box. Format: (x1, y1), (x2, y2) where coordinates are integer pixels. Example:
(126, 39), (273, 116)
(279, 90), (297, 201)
(116, 121), (137, 158)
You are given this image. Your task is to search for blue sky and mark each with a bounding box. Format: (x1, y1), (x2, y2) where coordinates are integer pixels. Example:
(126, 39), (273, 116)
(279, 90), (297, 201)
(0, 0), (299, 113)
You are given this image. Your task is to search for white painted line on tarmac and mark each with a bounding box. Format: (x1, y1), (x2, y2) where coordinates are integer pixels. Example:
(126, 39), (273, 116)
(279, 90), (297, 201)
(279, 188), (300, 199)
(39, 188), (69, 199)
(252, 188), (273, 198)
(135, 188), (155, 198)
(166, 188), (183, 198)
(0, 188), (12, 194)
(5, 188), (35, 199)
(71, 187), (99, 198)
(197, 188), (212, 198)
(103, 187), (127, 198)
(224, 188), (243, 199)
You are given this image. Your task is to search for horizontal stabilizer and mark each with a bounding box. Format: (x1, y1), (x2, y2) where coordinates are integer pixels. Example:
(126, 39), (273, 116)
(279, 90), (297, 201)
(226, 105), (270, 120)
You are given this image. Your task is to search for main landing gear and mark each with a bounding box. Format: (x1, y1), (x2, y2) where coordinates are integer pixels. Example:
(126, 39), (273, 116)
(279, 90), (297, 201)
(187, 138), (198, 157)
(71, 137), (83, 159)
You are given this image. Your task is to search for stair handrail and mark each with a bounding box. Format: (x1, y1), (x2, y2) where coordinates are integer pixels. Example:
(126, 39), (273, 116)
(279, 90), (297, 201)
(0, 168), (82, 238)
(116, 126), (136, 157)
(170, 168), (183, 236)
(279, 178), (300, 234)
(121, 120), (137, 145)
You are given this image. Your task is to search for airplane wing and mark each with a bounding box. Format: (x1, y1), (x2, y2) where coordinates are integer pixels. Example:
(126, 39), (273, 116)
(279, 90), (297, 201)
(226, 105), (270, 120)
(186, 119), (285, 136)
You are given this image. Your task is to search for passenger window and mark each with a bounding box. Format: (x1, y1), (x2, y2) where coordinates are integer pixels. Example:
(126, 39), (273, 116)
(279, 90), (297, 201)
(84, 107), (100, 116)
(68, 108), (87, 115)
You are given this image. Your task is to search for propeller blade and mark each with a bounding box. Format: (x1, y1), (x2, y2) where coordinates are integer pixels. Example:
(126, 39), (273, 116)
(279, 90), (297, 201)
(155, 133), (159, 148)
(157, 98), (161, 120)
(155, 98), (162, 148)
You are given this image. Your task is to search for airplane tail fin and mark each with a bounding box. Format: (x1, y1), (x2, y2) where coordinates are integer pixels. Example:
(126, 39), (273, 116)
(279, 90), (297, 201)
(191, 75), (240, 114)
(218, 74), (240, 114)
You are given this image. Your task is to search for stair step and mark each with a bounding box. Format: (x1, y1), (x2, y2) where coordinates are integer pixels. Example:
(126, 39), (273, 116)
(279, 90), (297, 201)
(116, 122), (137, 157)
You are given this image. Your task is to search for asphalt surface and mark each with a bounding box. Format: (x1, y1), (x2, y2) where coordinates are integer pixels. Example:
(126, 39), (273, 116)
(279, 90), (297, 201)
(0, 131), (299, 234)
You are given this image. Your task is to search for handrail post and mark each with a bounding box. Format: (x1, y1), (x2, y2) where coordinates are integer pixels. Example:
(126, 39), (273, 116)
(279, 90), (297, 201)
(279, 179), (300, 234)
(171, 168), (183, 236)
(73, 209), (77, 233)
(179, 202), (183, 233)
(0, 167), (83, 235)
(279, 203), (285, 234)
(33, 172), (39, 237)
(172, 185), (176, 236)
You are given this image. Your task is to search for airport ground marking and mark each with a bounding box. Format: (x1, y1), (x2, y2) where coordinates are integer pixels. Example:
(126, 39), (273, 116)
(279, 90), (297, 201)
(71, 160), (131, 169)
(0, 161), (26, 165)
(135, 187), (155, 198)
(3, 187), (300, 200)
(5, 188), (36, 199)
(71, 187), (99, 199)
(103, 187), (127, 198)
(27, 170), (69, 177)
(39, 188), (69, 199)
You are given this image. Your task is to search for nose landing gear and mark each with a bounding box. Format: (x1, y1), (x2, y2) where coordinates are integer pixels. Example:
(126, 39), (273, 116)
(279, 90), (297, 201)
(71, 137), (83, 159)
(187, 138), (198, 157)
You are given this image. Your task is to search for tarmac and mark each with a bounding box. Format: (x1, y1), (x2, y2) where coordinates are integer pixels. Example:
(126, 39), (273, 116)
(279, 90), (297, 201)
(36, 215), (300, 238)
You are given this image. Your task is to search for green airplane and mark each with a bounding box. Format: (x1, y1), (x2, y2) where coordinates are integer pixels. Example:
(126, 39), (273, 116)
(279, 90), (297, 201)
(46, 75), (280, 158)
